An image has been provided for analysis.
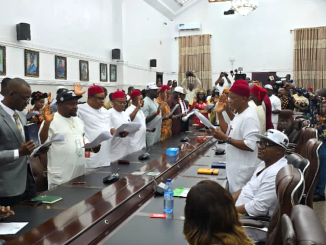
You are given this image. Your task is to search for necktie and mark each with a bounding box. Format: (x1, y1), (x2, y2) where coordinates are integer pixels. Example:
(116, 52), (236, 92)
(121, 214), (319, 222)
(13, 112), (24, 140)
(182, 101), (187, 114)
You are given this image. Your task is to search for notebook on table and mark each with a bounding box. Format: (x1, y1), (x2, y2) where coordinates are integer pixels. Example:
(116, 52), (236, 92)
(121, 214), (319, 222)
(32, 196), (62, 204)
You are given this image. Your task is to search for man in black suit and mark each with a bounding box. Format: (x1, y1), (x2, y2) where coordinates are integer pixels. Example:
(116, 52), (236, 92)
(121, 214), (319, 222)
(0, 78), (36, 206)
(180, 93), (189, 132)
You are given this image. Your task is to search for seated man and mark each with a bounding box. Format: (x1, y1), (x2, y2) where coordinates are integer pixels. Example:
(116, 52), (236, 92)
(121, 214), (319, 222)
(233, 129), (289, 216)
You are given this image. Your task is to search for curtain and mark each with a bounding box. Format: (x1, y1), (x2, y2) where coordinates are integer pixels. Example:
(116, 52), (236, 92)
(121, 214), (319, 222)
(294, 27), (326, 90)
(178, 34), (212, 90)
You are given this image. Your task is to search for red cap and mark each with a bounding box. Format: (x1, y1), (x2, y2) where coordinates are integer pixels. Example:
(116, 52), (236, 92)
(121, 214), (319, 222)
(88, 86), (104, 96)
(250, 85), (267, 101)
(229, 79), (250, 98)
(112, 90), (126, 100)
(307, 87), (313, 91)
(159, 85), (171, 92)
(130, 90), (142, 99)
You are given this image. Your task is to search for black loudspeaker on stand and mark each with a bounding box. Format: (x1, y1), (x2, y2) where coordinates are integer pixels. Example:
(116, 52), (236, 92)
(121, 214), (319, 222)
(150, 59), (156, 67)
(16, 23), (31, 41)
(112, 49), (121, 60)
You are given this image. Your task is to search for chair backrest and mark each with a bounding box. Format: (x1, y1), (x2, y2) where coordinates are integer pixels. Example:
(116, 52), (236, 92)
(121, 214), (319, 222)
(278, 110), (294, 133)
(301, 120), (310, 128)
(288, 119), (305, 144)
(301, 139), (323, 208)
(266, 164), (303, 245)
(282, 205), (326, 245)
(294, 127), (317, 156)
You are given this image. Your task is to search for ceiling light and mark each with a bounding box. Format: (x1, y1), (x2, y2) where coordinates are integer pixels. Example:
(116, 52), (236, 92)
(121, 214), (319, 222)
(230, 0), (258, 16)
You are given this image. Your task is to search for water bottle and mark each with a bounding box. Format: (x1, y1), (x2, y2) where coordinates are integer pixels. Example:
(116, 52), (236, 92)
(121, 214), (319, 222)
(164, 179), (174, 214)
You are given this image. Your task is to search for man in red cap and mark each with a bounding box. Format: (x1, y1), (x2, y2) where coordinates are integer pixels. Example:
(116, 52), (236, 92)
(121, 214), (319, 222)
(213, 80), (260, 194)
(108, 90), (131, 161)
(250, 84), (267, 134)
(77, 85), (113, 169)
(125, 90), (146, 154)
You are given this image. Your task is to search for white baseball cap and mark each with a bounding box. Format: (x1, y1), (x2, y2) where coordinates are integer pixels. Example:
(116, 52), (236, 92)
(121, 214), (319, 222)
(173, 86), (186, 94)
(146, 83), (159, 90)
(256, 129), (289, 149)
(264, 84), (273, 90)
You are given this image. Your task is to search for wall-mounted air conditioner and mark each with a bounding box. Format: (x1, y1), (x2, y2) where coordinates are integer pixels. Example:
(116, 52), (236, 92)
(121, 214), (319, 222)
(178, 23), (201, 31)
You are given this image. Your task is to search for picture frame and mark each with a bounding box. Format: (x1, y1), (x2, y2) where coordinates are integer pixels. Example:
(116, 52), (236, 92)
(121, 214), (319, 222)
(100, 63), (108, 82)
(0, 46), (6, 76)
(79, 60), (89, 81)
(25, 49), (39, 77)
(110, 64), (117, 82)
(55, 55), (67, 80)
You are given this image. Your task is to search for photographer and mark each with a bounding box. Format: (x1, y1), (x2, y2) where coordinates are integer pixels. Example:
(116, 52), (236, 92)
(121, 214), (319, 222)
(181, 71), (202, 102)
(214, 72), (232, 94)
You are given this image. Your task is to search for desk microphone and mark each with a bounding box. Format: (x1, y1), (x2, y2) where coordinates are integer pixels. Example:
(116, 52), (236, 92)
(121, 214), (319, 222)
(138, 148), (151, 161)
(103, 168), (120, 184)
(212, 145), (225, 155)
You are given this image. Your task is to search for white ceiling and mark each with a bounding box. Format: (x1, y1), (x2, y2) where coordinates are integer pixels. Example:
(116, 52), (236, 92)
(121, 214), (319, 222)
(143, 0), (202, 20)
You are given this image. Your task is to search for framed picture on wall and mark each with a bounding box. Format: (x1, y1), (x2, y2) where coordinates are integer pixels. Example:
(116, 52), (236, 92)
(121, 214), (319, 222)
(55, 55), (67, 80)
(100, 63), (107, 82)
(0, 46), (6, 76)
(79, 60), (89, 81)
(25, 49), (39, 77)
(110, 64), (117, 82)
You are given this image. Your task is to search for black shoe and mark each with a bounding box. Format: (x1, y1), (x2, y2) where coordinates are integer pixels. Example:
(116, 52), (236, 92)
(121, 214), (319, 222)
(313, 194), (326, 202)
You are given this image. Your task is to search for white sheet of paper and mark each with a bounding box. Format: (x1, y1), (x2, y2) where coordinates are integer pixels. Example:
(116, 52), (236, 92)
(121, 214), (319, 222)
(0, 222), (28, 235)
(113, 122), (141, 137)
(204, 104), (215, 111)
(31, 135), (66, 157)
(182, 110), (196, 122)
(194, 110), (216, 129)
(26, 111), (39, 120)
(164, 104), (180, 119)
(147, 116), (162, 130)
(83, 131), (112, 148)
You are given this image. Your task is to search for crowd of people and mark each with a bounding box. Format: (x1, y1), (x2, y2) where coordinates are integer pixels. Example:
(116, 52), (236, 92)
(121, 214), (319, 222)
(0, 73), (325, 245)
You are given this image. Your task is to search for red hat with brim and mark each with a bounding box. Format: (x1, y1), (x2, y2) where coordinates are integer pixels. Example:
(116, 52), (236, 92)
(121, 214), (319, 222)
(229, 79), (250, 98)
(130, 90), (142, 99)
(250, 85), (267, 100)
(88, 86), (104, 96)
(112, 90), (126, 100)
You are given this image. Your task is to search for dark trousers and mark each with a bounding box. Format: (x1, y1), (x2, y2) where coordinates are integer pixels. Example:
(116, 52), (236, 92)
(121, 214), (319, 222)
(181, 119), (189, 132)
(315, 143), (326, 196)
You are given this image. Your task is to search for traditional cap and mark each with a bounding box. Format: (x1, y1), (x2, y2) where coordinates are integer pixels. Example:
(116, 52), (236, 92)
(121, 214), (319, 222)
(130, 90), (142, 99)
(159, 85), (171, 93)
(307, 87), (313, 92)
(88, 85), (104, 96)
(174, 86), (186, 94)
(56, 90), (82, 102)
(264, 84), (273, 90)
(112, 90), (126, 100)
(256, 129), (289, 149)
(31, 91), (48, 105)
(250, 85), (267, 100)
(56, 86), (67, 95)
(146, 83), (159, 90)
(229, 79), (250, 98)
(295, 87), (303, 93)
(223, 88), (229, 93)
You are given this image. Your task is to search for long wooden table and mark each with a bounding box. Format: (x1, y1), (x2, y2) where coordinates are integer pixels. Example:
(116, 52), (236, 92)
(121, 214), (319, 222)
(0, 129), (226, 245)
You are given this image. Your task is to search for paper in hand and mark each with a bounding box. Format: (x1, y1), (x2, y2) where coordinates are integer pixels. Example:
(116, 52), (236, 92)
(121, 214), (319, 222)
(164, 104), (180, 119)
(113, 122), (141, 137)
(204, 104), (215, 111)
(31, 135), (65, 157)
(182, 110), (196, 122)
(147, 116), (161, 130)
(83, 131), (112, 148)
(194, 110), (216, 129)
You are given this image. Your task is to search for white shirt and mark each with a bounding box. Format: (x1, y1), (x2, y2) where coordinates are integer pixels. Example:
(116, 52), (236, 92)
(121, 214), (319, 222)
(226, 106), (260, 194)
(181, 77), (202, 102)
(40, 113), (87, 189)
(236, 157), (287, 216)
(125, 105), (146, 154)
(269, 95), (281, 129)
(257, 105), (266, 135)
(214, 78), (231, 93)
(77, 103), (112, 169)
(0, 93), (4, 101)
(108, 108), (131, 161)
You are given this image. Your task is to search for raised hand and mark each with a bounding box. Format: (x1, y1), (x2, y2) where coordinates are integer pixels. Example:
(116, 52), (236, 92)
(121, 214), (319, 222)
(47, 92), (54, 105)
(73, 83), (86, 96)
(44, 104), (54, 123)
(216, 94), (227, 113)
(193, 97), (197, 103)
(137, 97), (142, 108)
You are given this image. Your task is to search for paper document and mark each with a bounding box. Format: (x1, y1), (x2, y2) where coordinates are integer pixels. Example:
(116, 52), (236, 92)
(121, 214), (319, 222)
(26, 111), (39, 120)
(147, 116), (162, 130)
(174, 188), (190, 197)
(0, 222), (28, 235)
(83, 131), (112, 148)
(31, 135), (65, 157)
(164, 104), (180, 118)
(204, 104), (215, 111)
(194, 110), (216, 129)
(182, 110), (196, 122)
(113, 122), (141, 137)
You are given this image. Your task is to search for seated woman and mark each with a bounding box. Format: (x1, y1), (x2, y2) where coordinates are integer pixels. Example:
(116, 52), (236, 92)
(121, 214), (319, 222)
(184, 180), (253, 245)
(155, 85), (172, 141)
(28, 91), (48, 128)
(189, 88), (210, 127)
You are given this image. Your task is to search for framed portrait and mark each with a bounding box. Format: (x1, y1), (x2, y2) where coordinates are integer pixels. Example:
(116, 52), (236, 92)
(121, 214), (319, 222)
(100, 63), (108, 82)
(25, 49), (39, 77)
(55, 55), (67, 80)
(79, 60), (89, 81)
(110, 64), (117, 82)
(0, 46), (6, 76)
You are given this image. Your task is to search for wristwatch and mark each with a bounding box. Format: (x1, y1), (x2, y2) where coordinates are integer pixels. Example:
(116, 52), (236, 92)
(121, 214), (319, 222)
(226, 137), (232, 144)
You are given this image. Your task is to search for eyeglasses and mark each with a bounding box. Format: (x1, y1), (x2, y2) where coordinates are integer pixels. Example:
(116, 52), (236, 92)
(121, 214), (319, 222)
(13, 91), (30, 102)
(256, 141), (278, 149)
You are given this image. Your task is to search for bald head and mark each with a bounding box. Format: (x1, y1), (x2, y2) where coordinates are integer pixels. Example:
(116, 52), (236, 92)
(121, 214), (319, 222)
(1, 77), (12, 96)
(8, 78), (30, 91)
(2, 78), (31, 111)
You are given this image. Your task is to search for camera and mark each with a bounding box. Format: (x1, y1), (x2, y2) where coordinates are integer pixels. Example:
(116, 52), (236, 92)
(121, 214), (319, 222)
(220, 72), (228, 77)
(186, 71), (194, 77)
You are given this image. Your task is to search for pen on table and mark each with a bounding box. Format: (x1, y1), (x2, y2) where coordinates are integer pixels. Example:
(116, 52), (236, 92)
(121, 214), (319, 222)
(72, 182), (86, 185)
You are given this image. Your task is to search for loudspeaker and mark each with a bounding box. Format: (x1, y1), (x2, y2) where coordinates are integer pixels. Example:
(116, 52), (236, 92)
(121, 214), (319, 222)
(16, 23), (31, 41)
(150, 59), (156, 67)
(112, 49), (120, 60)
